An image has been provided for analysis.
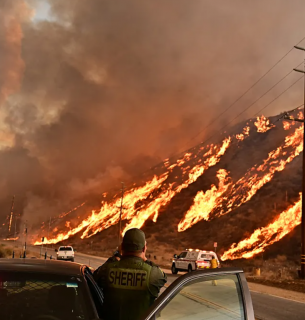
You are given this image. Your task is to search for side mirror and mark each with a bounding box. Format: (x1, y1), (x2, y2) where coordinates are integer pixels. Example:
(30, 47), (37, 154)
(173, 254), (178, 259)
(55, 249), (58, 252)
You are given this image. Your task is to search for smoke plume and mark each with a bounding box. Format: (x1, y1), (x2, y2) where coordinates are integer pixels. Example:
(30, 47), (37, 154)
(0, 0), (304, 228)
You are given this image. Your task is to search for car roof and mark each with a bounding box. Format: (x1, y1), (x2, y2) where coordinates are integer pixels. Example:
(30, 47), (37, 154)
(0, 259), (85, 276)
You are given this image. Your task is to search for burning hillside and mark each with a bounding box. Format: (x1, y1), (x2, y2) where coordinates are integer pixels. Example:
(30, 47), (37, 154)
(31, 108), (304, 262)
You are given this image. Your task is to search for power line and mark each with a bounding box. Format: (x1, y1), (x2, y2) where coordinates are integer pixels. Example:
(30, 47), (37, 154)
(186, 75), (303, 153)
(143, 43), (305, 174)
(185, 36), (305, 146)
(274, 103), (304, 123)
(147, 61), (304, 171)
(254, 77), (303, 117)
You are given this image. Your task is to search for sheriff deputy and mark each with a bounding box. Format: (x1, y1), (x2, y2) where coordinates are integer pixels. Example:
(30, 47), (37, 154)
(93, 228), (167, 320)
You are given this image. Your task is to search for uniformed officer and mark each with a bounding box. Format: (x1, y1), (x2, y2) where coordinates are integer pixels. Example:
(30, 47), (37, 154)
(93, 228), (167, 320)
(211, 256), (218, 286)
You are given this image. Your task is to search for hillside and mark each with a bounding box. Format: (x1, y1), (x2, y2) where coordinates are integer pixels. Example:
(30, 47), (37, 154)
(32, 109), (303, 264)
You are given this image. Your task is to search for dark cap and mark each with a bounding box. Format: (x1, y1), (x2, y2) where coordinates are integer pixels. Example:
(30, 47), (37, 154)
(122, 228), (146, 252)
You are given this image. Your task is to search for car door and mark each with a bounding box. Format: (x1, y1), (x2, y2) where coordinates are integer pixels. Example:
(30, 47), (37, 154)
(176, 252), (187, 269)
(83, 267), (104, 319)
(141, 268), (255, 320)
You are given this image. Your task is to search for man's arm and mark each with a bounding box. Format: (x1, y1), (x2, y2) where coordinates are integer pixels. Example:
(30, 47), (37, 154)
(148, 265), (167, 298)
(93, 262), (109, 288)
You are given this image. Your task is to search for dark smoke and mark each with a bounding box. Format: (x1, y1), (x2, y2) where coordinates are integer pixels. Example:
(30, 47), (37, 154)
(0, 0), (304, 228)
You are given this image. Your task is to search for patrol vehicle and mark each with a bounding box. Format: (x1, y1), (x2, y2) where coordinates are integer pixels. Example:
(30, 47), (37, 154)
(55, 245), (75, 262)
(171, 248), (220, 274)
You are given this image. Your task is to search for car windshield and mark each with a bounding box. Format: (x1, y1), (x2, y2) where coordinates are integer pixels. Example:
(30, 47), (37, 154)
(59, 247), (72, 251)
(0, 271), (91, 320)
(179, 252), (187, 258)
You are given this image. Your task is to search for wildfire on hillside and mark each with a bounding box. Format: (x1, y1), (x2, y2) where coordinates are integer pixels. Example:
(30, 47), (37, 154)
(34, 114), (303, 261)
(178, 169), (231, 231)
(178, 123), (303, 231)
(221, 193), (302, 260)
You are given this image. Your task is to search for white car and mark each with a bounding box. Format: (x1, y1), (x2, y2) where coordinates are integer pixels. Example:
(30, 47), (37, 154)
(55, 246), (75, 262)
(172, 249), (220, 274)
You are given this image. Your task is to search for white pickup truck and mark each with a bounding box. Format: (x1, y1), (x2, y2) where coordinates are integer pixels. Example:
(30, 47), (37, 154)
(55, 246), (75, 262)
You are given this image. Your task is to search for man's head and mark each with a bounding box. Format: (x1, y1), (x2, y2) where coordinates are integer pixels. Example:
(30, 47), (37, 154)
(121, 228), (147, 258)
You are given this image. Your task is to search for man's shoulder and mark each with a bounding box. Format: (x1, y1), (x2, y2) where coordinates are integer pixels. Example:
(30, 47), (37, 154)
(93, 257), (118, 279)
(145, 260), (167, 280)
(144, 259), (158, 267)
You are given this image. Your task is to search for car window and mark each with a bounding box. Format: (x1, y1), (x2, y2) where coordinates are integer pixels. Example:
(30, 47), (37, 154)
(0, 271), (93, 320)
(202, 254), (213, 260)
(154, 274), (245, 320)
(59, 247), (72, 251)
(178, 252), (187, 258)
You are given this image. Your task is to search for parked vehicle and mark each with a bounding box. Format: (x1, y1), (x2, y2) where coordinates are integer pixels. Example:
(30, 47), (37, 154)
(0, 258), (103, 320)
(172, 248), (220, 274)
(55, 245), (75, 262)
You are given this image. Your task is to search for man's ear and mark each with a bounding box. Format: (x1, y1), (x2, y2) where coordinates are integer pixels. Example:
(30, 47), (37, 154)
(143, 242), (147, 253)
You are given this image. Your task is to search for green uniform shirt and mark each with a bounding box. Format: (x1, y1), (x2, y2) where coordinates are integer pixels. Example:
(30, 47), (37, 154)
(93, 256), (167, 320)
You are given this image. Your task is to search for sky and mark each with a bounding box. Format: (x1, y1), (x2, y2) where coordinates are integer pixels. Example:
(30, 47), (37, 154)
(0, 0), (305, 228)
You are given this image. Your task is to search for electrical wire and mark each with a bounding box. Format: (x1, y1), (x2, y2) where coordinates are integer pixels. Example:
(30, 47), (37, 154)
(184, 36), (305, 146)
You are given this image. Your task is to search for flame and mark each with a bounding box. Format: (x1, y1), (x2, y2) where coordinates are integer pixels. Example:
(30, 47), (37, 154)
(221, 194), (302, 260)
(178, 169), (231, 231)
(65, 221), (71, 228)
(59, 202), (86, 218)
(179, 125), (303, 232)
(283, 121), (293, 130)
(3, 237), (19, 241)
(122, 138), (231, 234)
(177, 153), (192, 166)
(254, 115), (274, 133)
(8, 213), (13, 233)
(298, 111), (304, 120)
(236, 126), (250, 141)
(35, 174), (169, 244)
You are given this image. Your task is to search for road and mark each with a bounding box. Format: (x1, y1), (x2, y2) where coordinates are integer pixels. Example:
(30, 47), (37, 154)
(12, 244), (305, 320)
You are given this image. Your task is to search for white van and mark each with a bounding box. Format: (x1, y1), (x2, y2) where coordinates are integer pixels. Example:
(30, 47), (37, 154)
(172, 249), (220, 274)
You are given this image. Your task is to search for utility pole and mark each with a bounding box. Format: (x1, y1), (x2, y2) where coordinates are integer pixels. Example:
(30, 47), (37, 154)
(23, 221), (27, 258)
(8, 195), (15, 234)
(14, 213), (17, 243)
(46, 216), (51, 256)
(284, 44), (305, 278)
(118, 182), (125, 245)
